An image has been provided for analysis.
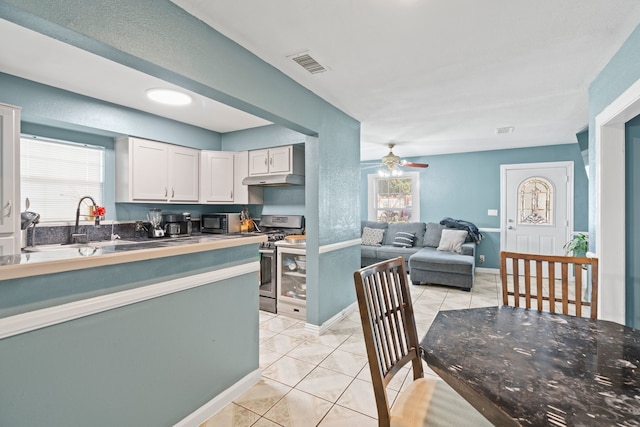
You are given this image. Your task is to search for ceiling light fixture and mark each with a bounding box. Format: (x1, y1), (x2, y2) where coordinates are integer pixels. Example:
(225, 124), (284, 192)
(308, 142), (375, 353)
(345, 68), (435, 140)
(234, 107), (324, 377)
(145, 88), (192, 106)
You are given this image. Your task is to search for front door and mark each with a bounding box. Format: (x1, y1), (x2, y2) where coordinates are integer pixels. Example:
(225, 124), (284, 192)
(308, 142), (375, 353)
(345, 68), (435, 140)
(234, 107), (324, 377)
(501, 162), (573, 262)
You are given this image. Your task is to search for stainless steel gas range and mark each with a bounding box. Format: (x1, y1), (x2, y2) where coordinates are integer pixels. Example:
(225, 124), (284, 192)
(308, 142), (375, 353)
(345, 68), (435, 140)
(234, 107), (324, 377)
(257, 214), (305, 313)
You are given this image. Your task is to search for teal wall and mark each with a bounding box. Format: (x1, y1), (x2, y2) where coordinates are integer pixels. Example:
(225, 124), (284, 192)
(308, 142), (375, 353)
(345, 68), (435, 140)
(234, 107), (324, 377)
(0, 270), (259, 427)
(589, 22), (640, 327)
(361, 143), (589, 269)
(626, 116), (640, 328)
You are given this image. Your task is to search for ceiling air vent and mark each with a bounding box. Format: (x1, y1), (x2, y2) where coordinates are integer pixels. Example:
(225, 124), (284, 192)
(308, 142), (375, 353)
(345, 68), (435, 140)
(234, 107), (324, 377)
(290, 52), (328, 74)
(495, 126), (515, 135)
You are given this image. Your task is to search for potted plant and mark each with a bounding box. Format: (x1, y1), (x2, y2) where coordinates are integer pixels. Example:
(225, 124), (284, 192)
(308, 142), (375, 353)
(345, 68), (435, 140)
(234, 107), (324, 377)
(564, 233), (588, 257)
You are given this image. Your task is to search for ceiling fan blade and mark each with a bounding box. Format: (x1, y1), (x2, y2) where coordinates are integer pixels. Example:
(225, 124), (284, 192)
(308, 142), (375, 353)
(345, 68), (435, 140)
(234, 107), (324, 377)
(361, 164), (384, 170)
(403, 162), (429, 168)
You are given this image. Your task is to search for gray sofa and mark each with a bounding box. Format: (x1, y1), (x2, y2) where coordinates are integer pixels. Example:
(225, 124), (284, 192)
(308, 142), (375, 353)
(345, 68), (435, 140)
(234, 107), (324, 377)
(361, 220), (476, 291)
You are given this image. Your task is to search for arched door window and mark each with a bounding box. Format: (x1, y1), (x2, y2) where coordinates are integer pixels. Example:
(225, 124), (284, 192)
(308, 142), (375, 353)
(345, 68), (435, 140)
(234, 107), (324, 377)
(518, 177), (553, 225)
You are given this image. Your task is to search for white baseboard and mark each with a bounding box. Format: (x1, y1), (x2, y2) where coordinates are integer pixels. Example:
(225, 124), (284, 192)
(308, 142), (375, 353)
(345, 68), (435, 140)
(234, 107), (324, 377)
(476, 267), (499, 274)
(305, 301), (358, 335)
(174, 369), (262, 427)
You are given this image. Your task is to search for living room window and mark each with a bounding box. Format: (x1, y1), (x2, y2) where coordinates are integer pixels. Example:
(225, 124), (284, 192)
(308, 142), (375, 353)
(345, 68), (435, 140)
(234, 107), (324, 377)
(20, 136), (105, 222)
(368, 172), (420, 222)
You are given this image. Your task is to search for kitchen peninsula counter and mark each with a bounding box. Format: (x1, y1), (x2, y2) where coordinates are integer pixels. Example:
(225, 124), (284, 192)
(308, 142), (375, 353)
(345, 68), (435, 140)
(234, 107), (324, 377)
(0, 233), (266, 280)
(0, 233), (263, 427)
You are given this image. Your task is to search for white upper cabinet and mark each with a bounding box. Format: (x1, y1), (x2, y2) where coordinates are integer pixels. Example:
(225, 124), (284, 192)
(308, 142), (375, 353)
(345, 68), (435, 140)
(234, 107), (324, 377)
(200, 151), (234, 203)
(116, 137), (199, 203)
(130, 138), (169, 201)
(169, 145), (200, 202)
(269, 146), (294, 174)
(248, 145), (304, 177)
(0, 103), (20, 254)
(233, 151), (263, 205)
(248, 149), (270, 176)
(200, 150), (263, 204)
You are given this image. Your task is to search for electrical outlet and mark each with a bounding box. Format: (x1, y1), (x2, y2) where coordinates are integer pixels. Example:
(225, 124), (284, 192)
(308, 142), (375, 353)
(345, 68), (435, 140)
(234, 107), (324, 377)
(479, 255), (485, 263)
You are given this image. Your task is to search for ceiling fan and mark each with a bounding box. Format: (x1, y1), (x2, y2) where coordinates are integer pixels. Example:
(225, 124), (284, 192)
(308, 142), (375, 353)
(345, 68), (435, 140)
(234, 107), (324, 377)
(363, 143), (429, 177)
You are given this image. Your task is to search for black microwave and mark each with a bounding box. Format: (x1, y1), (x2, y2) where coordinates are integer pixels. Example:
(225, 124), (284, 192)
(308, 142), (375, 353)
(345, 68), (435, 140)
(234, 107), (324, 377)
(201, 213), (242, 234)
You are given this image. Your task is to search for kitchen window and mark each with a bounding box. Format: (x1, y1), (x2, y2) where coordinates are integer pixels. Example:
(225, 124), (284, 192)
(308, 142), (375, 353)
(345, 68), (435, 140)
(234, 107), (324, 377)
(20, 136), (105, 222)
(368, 172), (420, 222)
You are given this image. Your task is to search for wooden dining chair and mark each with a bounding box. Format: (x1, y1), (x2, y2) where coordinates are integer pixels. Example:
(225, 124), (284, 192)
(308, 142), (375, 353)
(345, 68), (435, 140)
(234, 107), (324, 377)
(500, 251), (599, 319)
(353, 257), (491, 427)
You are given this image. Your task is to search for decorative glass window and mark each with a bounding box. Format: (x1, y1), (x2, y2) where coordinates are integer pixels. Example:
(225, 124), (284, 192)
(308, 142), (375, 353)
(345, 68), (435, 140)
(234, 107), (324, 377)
(518, 177), (553, 225)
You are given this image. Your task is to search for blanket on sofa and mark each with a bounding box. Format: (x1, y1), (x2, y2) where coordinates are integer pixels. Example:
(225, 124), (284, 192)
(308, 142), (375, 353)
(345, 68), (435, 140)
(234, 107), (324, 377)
(440, 217), (483, 243)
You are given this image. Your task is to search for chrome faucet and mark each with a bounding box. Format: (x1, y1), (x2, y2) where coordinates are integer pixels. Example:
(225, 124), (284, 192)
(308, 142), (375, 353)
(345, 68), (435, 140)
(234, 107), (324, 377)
(72, 196), (100, 243)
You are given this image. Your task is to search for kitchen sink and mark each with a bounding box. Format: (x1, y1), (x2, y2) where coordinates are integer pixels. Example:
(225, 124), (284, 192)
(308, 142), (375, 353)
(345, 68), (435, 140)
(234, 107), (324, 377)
(22, 240), (144, 253)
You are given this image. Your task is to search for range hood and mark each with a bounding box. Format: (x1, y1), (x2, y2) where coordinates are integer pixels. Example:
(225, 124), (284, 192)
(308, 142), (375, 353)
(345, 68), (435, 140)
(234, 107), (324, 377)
(242, 174), (305, 186)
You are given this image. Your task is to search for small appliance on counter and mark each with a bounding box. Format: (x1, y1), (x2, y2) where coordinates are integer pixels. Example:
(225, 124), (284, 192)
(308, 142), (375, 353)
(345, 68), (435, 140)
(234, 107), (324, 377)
(147, 208), (164, 238)
(201, 213), (241, 234)
(162, 212), (192, 237)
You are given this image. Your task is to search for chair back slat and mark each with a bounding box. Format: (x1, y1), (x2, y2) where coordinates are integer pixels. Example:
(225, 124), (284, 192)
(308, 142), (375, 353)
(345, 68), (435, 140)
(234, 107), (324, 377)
(500, 251), (599, 319)
(548, 261), (555, 313)
(354, 257), (423, 426)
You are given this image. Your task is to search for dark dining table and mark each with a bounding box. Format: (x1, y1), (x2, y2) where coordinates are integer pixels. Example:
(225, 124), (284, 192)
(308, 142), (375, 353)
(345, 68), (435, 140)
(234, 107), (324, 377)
(420, 306), (640, 427)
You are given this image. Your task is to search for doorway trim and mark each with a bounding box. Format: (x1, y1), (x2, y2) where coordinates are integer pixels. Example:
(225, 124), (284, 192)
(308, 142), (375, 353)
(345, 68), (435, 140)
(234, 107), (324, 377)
(500, 161), (574, 256)
(594, 77), (640, 325)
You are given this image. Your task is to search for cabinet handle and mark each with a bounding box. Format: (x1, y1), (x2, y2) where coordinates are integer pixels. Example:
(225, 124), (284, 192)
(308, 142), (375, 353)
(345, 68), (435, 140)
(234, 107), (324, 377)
(165, 187), (168, 197)
(264, 158), (268, 166)
(230, 191), (233, 199)
(172, 188), (175, 198)
(3, 200), (11, 218)
(269, 157), (273, 166)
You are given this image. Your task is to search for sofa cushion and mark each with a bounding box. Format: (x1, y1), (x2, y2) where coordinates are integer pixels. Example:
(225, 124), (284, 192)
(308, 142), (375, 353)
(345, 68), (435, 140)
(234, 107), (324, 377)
(376, 245), (422, 260)
(409, 247), (475, 275)
(437, 229), (468, 253)
(423, 223), (445, 247)
(362, 227), (385, 246)
(392, 231), (416, 248)
(383, 222), (427, 246)
(361, 245), (379, 259)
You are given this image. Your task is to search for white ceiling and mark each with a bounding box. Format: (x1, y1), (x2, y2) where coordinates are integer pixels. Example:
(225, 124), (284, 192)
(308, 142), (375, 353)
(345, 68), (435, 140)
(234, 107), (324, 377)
(2, 2), (640, 161)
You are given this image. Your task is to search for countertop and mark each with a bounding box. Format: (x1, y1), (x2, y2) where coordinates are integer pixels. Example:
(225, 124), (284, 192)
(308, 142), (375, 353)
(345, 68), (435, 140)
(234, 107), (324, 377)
(0, 233), (267, 280)
(421, 306), (640, 426)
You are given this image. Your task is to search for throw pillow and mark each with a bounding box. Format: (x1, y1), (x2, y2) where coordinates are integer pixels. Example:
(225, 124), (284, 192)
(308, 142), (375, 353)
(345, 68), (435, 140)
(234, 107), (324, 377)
(392, 231), (415, 248)
(437, 229), (468, 253)
(362, 227), (385, 246)
(424, 223), (445, 247)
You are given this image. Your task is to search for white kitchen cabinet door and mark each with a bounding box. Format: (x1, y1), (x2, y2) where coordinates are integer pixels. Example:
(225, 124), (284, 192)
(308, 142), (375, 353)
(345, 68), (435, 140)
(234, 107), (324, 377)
(131, 138), (169, 201)
(117, 137), (199, 203)
(200, 151), (234, 203)
(268, 146), (292, 174)
(234, 151), (263, 205)
(0, 103), (20, 254)
(248, 149), (270, 176)
(169, 145), (199, 202)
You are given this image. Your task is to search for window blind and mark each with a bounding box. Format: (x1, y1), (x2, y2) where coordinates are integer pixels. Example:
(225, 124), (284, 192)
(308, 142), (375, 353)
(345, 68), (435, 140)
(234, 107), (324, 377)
(20, 137), (105, 222)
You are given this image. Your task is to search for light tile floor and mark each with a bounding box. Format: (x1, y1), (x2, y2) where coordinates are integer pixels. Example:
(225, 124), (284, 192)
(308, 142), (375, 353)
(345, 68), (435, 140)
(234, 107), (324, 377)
(200, 272), (501, 427)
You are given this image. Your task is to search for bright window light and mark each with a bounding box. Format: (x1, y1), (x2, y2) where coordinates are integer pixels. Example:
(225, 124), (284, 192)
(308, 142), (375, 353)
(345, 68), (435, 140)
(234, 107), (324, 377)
(145, 88), (192, 106)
